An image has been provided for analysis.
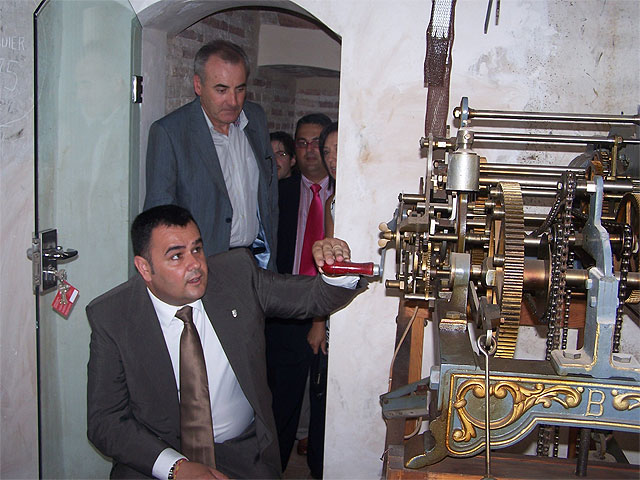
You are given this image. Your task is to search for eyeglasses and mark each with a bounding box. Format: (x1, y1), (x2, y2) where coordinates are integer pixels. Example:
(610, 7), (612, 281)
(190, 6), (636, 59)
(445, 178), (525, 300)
(295, 138), (320, 149)
(274, 151), (289, 158)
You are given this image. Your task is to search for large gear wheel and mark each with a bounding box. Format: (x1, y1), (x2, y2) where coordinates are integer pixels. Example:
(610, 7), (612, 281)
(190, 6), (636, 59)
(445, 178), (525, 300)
(488, 182), (525, 358)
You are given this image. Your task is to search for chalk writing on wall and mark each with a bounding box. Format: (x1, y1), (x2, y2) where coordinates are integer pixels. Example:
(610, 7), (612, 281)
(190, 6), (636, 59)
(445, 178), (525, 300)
(1, 36), (26, 50)
(1, 35), (28, 127)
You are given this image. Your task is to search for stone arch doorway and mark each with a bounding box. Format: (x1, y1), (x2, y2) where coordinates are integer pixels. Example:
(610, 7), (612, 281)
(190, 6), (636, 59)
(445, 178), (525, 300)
(135, 0), (342, 206)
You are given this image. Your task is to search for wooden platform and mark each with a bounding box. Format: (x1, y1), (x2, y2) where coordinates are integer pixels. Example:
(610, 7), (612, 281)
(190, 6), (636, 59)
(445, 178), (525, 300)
(385, 445), (639, 479)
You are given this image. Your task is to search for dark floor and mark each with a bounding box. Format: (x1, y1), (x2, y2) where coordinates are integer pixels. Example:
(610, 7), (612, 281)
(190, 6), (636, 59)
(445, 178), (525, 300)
(283, 439), (312, 479)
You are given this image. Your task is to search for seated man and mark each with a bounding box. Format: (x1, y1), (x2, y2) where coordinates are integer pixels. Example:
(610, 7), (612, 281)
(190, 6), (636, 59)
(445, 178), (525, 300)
(86, 205), (364, 479)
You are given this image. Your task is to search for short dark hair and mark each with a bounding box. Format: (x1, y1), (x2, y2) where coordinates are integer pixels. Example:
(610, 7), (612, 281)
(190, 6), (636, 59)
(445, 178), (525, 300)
(194, 40), (250, 81)
(270, 131), (296, 158)
(295, 113), (332, 138)
(131, 205), (197, 262)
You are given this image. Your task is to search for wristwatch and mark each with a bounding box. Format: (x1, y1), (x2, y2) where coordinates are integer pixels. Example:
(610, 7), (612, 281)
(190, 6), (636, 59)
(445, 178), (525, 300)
(168, 458), (187, 480)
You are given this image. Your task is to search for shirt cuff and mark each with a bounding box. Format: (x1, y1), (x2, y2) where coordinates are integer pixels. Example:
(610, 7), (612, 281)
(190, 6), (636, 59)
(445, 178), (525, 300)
(321, 274), (358, 289)
(152, 448), (186, 480)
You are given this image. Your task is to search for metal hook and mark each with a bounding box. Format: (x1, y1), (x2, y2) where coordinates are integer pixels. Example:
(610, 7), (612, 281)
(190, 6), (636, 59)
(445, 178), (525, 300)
(477, 333), (498, 479)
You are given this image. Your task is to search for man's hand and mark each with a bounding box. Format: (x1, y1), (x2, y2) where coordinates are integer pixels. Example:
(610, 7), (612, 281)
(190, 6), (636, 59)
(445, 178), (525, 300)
(312, 238), (351, 273)
(176, 461), (229, 479)
(307, 317), (327, 355)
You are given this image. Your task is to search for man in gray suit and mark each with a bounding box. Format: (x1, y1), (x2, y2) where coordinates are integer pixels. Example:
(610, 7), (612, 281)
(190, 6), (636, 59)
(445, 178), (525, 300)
(144, 40), (277, 270)
(87, 205), (362, 479)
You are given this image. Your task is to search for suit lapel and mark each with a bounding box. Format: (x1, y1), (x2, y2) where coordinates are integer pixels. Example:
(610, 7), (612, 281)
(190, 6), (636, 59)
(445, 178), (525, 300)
(127, 276), (180, 430)
(201, 274), (268, 428)
(245, 108), (273, 244)
(189, 98), (230, 200)
(245, 114), (271, 191)
(277, 175), (302, 274)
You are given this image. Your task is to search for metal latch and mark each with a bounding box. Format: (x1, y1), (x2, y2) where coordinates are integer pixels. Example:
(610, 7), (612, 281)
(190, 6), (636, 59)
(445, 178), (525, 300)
(27, 229), (78, 293)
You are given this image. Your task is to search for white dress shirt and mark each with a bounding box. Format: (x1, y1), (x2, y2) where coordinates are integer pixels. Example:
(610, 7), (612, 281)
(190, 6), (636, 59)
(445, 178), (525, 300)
(149, 290), (253, 479)
(204, 109), (260, 248)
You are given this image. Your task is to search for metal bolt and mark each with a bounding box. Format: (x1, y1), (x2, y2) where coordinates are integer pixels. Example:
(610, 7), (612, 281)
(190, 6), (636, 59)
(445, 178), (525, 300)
(613, 354), (632, 364)
(563, 351), (582, 360)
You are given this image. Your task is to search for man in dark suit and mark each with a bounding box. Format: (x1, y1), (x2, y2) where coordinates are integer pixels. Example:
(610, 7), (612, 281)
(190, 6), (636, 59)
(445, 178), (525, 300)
(87, 205), (362, 479)
(266, 113), (333, 478)
(144, 40), (278, 270)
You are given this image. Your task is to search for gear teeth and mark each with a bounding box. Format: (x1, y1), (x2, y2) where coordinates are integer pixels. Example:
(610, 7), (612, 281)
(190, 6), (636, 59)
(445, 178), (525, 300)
(494, 183), (525, 359)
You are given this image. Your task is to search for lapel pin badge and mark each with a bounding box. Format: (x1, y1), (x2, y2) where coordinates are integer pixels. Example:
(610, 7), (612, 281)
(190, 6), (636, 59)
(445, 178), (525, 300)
(231, 309), (238, 318)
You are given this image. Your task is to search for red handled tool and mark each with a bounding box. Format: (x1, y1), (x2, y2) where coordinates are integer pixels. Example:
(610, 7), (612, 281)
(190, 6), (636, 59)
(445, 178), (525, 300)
(322, 261), (380, 277)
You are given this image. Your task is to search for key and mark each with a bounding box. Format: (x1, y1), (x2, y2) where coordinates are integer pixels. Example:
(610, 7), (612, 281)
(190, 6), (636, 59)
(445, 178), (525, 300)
(57, 270), (69, 305)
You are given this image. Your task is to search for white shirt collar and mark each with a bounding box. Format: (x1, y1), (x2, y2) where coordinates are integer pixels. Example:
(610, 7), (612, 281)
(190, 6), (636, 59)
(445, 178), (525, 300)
(201, 107), (248, 135)
(146, 287), (204, 328)
(301, 174), (330, 189)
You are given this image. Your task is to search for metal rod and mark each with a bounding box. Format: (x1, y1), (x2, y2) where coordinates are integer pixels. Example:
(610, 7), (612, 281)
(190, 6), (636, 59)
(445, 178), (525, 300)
(480, 164), (585, 174)
(478, 335), (497, 480)
(454, 107), (640, 125)
(472, 131), (640, 145)
(479, 168), (574, 177)
(601, 180), (636, 193)
(400, 193), (427, 203)
(483, 346), (492, 479)
(479, 177), (635, 194)
(480, 176), (559, 188)
(575, 428), (591, 476)
(521, 189), (558, 197)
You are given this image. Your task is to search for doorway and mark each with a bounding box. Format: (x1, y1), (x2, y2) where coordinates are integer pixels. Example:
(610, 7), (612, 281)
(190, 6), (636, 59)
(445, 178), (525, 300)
(33, 1), (341, 477)
(34, 0), (141, 477)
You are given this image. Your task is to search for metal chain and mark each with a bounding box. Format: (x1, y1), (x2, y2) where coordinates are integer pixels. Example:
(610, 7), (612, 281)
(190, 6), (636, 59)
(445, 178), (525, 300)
(553, 425), (560, 458)
(544, 172), (576, 358)
(538, 172), (576, 457)
(544, 224), (561, 360)
(613, 223), (632, 353)
(531, 193), (563, 237)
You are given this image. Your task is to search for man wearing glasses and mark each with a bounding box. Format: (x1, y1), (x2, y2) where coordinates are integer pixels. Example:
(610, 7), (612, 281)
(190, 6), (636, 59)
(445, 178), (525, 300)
(266, 113), (333, 478)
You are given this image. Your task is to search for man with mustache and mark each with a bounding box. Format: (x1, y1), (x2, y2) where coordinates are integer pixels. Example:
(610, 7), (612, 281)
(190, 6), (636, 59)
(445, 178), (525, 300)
(87, 204), (363, 479)
(144, 40), (278, 271)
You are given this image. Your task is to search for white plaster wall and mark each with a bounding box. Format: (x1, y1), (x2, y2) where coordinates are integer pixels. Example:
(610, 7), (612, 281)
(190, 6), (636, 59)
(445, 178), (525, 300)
(449, 0), (640, 165)
(297, 3), (430, 477)
(0, 0), (38, 478)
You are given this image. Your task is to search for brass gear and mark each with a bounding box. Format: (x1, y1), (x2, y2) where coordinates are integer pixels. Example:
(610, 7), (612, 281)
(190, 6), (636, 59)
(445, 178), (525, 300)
(471, 196), (488, 267)
(421, 242), (432, 299)
(488, 182), (525, 358)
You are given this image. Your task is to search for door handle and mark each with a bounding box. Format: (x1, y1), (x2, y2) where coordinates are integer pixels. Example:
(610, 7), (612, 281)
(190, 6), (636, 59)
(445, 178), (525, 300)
(42, 246), (78, 260)
(27, 229), (78, 293)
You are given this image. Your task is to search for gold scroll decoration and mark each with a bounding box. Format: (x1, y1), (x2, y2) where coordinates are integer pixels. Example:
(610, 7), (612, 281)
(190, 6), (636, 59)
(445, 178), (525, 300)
(612, 390), (640, 411)
(452, 380), (584, 443)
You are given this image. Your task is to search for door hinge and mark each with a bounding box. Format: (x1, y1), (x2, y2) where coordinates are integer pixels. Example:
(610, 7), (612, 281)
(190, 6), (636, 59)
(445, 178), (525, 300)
(131, 75), (143, 104)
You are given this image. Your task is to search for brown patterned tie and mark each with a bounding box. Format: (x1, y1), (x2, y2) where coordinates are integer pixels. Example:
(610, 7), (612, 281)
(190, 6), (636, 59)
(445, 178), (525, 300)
(176, 306), (216, 467)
